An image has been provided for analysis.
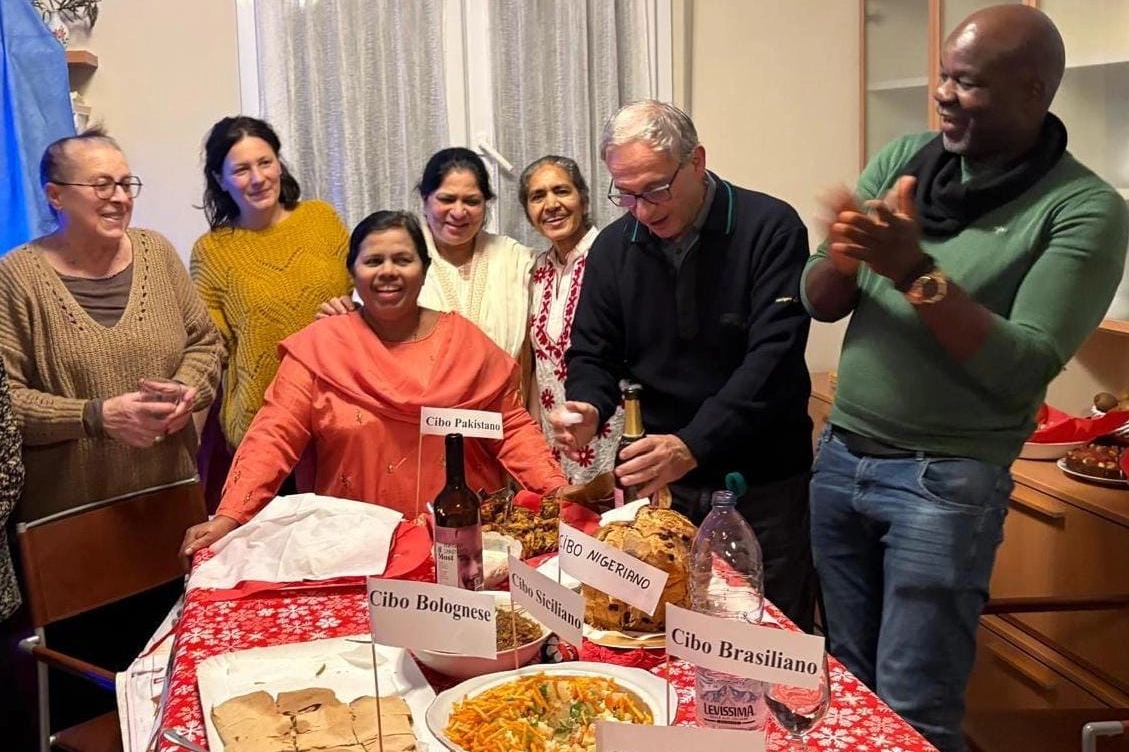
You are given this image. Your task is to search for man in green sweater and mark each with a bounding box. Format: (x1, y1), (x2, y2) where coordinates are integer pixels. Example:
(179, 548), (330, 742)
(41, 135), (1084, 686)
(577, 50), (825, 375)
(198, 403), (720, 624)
(802, 6), (1128, 752)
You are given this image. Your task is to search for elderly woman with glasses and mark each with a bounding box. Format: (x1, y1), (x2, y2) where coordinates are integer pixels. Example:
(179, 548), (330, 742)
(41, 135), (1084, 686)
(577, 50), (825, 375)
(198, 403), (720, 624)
(0, 129), (225, 523)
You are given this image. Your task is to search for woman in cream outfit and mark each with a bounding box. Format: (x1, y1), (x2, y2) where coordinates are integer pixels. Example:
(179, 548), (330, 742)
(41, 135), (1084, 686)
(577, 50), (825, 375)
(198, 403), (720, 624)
(322, 148), (532, 360)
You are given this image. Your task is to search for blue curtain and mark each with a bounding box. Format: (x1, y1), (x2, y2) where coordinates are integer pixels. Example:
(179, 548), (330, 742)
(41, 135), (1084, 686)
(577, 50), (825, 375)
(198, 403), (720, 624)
(0, 0), (75, 253)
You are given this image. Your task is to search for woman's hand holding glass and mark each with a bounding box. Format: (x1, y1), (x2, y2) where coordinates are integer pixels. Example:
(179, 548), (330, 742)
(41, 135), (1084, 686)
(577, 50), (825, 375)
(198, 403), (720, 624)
(102, 391), (179, 447)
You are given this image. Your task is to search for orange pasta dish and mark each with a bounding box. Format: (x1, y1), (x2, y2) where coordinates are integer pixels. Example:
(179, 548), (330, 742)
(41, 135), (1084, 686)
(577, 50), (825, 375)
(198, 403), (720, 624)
(444, 673), (653, 752)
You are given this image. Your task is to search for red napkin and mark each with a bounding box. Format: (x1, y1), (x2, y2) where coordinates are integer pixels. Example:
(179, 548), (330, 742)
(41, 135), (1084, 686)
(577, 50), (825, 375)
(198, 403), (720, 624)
(195, 519), (432, 602)
(1029, 404), (1129, 444)
(513, 490), (601, 535)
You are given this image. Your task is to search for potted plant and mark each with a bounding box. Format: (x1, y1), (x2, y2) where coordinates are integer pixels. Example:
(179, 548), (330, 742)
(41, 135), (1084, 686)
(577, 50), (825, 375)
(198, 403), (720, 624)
(30, 0), (101, 46)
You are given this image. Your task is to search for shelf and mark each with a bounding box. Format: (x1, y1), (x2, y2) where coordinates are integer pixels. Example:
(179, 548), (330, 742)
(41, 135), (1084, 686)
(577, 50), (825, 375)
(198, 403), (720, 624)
(65, 49), (98, 70)
(867, 76), (928, 92)
(1098, 319), (1129, 336)
(1065, 55), (1129, 71)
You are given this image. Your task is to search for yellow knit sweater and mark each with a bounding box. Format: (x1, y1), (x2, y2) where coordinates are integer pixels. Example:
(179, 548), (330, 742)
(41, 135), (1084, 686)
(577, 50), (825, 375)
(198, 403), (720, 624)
(191, 200), (352, 447)
(0, 229), (225, 522)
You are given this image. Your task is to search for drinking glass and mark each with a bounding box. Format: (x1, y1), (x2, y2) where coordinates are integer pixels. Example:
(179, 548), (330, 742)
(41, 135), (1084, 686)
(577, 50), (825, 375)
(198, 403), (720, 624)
(139, 377), (184, 404)
(765, 650), (831, 750)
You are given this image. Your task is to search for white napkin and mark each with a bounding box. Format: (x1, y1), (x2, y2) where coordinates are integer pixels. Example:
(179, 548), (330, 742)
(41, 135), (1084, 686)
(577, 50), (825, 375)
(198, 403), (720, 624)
(188, 494), (403, 590)
(599, 498), (651, 526)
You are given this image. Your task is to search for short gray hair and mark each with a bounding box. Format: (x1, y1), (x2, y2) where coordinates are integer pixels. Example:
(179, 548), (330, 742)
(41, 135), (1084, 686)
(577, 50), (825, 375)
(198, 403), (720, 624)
(599, 100), (699, 163)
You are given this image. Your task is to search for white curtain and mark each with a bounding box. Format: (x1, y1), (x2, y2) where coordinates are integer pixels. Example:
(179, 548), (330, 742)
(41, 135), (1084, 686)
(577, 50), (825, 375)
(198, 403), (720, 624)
(487, 0), (660, 247)
(250, 1), (661, 237)
(253, 1), (449, 228)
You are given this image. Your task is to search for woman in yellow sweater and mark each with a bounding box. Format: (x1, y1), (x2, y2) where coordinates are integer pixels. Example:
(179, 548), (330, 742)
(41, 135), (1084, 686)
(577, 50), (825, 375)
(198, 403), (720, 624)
(191, 117), (352, 496)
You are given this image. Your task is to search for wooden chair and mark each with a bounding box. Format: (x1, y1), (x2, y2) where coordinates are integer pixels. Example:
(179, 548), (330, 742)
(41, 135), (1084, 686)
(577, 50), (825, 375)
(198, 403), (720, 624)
(16, 478), (206, 752)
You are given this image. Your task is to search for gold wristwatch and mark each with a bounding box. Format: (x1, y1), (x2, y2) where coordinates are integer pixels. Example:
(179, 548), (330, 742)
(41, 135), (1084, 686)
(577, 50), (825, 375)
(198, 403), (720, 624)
(904, 268), (949, 305)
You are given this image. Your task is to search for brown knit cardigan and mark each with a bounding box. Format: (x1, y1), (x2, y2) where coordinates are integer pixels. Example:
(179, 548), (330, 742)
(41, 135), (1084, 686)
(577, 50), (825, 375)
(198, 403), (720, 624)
(0, 228), (225, 522)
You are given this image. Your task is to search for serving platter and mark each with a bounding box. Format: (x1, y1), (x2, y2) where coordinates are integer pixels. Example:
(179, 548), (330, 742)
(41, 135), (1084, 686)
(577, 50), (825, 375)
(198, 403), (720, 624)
(1057, 458), (1129, 488)
(425, 661), (679, 752)
(196, 636), (439, 751)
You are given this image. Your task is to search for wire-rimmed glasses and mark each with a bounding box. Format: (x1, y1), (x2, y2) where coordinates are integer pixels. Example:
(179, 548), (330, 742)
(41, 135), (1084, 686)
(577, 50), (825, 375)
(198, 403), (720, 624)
(606, 163), (684, 208)
(53, 176), (143, 199)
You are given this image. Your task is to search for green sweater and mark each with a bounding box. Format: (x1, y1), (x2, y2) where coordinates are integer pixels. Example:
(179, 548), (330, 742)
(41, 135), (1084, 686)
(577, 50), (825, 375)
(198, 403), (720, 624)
(802, 133), (1129, 466)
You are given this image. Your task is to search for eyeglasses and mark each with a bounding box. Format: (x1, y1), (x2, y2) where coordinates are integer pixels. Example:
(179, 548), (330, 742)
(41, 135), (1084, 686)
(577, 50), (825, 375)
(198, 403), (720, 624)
(53, 176), (143, 200)
(606, 163), (684, 208)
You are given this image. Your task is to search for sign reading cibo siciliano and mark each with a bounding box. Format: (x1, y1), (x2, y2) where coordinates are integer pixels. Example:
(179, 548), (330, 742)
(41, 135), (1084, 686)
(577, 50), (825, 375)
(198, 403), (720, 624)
(366, 578), (497, 658)
(557, 522), (668, 616)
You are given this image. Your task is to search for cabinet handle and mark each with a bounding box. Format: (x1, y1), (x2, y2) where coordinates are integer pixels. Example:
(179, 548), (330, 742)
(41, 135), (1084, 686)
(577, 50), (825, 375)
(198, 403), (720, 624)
(1011, 486), (1065, 522)
(986, 640), (1058, 693)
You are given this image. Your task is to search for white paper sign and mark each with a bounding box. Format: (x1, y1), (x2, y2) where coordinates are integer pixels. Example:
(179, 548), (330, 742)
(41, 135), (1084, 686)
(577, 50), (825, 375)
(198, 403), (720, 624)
(419, 407), (503, 439)
(557, 522), (669, 616)
(596, 721), (765, 752)
(508, 555), (585, 646)
(366, 578), (497, 658)
(665, 604), (826, 689)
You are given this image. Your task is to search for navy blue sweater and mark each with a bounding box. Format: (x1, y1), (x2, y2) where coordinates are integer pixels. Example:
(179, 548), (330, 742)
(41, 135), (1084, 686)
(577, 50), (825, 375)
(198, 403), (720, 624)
(565, 174), (813, 489)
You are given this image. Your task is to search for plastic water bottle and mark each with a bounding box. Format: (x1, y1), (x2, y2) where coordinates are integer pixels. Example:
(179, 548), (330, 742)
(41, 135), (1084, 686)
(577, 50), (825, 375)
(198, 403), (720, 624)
(689, 487), (767, 731)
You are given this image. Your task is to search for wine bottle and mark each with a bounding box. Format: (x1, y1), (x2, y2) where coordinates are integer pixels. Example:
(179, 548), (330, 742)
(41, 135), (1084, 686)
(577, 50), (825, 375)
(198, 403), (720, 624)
(613, 384), (644, 507)
(432, 433), (484, 591)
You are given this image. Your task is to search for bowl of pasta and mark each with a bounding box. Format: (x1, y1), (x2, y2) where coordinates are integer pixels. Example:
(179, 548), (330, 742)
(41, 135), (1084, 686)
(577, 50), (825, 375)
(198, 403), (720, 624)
(412, 594), (551, 680)
(425, 662), (676, 752)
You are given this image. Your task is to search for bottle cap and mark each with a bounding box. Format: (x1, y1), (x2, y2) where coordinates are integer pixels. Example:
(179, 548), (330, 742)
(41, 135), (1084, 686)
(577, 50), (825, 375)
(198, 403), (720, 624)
(724, 472), (747, 498)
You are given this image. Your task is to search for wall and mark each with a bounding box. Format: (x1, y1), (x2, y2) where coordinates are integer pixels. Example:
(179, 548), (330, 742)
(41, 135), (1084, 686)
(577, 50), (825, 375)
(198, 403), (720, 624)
(69, 0), (241, 265)
(677, 0), (861, 372)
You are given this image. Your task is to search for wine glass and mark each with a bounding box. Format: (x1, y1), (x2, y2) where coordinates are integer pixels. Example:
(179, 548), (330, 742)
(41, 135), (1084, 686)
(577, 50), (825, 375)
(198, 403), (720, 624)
(765, 650), (831, 749)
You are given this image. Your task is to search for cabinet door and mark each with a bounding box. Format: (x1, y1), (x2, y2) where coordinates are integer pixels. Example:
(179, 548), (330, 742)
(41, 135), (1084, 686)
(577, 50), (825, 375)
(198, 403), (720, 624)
(1038, 2), (1129, 213)
(966, 621), (1106, 711)
(863, 0), (931, 162)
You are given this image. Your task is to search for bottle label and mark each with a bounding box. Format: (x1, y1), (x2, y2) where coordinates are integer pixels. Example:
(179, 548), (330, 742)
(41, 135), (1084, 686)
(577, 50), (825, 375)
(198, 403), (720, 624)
(695, 670), (765, 731)
(434, 523), (484, 591)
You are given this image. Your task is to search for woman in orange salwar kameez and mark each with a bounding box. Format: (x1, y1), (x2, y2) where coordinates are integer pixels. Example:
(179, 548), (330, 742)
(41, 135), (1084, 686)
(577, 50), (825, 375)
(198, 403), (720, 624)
(181, 210), (567, 559)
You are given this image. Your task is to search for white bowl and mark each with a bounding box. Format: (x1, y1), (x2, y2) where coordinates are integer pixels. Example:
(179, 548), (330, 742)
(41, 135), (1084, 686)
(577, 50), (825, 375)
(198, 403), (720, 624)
(412, 593), (550, 680)
(425, 661), (679, 751)
(1019, 440), (1088, 461)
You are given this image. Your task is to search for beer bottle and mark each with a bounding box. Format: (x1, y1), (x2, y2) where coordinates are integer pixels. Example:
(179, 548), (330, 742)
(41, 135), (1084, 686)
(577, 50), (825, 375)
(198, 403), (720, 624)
(432, 433), (484, 590)
(613, 384), (645, 507)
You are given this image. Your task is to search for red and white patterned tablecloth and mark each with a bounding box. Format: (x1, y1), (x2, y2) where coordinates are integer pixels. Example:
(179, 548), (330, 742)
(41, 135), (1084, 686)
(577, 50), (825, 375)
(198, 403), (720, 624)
(156, 562), (936, 752)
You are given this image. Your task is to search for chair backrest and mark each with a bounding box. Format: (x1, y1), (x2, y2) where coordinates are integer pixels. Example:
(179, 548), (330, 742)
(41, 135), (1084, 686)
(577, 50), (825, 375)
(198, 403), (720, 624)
(16, 478), (206, 628)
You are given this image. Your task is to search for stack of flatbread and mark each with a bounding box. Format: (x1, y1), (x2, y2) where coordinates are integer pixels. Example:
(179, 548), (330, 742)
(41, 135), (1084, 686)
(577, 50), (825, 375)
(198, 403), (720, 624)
(211, 688), (415, 752)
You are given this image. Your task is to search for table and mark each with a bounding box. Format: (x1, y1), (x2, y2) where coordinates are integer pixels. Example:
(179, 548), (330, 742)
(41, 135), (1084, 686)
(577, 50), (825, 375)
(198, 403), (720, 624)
(157, 560), (937, 751)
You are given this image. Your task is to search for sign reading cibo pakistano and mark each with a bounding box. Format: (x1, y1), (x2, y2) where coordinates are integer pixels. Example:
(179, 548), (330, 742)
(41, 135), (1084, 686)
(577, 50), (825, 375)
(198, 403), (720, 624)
(557, 522), (669, 616)
(508, 554), (585, 646)
(366, 578), (497, 658)
(419, 407), (503, 439)
(665, 604), (826, 689)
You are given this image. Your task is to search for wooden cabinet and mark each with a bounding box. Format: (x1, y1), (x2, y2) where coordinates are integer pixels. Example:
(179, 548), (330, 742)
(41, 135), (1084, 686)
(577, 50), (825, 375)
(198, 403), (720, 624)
(808, 372), (1129, 751)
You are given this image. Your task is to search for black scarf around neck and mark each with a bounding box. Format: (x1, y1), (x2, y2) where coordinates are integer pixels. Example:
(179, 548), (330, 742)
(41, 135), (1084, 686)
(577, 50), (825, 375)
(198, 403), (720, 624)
(899, 113), (1068, 238)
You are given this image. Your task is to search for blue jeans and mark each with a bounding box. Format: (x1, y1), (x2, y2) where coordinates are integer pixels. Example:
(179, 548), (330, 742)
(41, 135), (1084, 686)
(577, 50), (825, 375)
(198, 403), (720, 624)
(810, 426), (1011, 752)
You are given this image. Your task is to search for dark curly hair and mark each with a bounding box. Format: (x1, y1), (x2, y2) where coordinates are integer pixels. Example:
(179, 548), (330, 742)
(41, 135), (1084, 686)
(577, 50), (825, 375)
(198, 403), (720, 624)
(200, 116), (301, 229)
